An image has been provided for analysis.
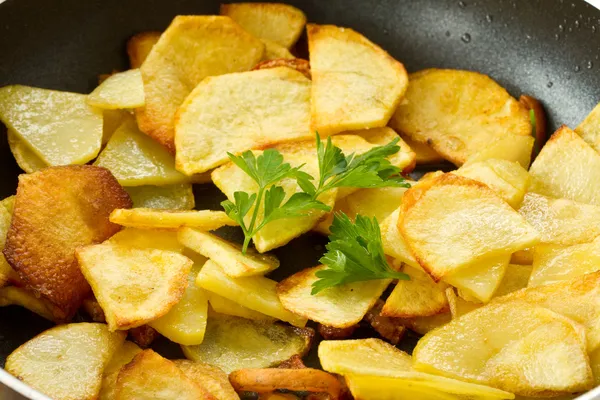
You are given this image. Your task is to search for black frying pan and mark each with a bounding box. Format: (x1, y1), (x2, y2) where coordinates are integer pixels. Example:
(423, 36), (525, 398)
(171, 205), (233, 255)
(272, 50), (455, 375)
(0, 0), (599, 398)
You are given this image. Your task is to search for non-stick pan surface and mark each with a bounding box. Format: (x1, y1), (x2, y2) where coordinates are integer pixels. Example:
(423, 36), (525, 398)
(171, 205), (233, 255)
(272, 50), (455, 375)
(0, 0), (599, 398)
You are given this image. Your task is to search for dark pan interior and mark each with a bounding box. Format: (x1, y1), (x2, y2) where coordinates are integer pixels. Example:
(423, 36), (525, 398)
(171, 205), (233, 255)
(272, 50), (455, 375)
(0, 0), (599, 373)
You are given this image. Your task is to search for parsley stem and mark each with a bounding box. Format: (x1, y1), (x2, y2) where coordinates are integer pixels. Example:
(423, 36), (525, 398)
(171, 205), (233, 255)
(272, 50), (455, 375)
(243, 186), (265, 253)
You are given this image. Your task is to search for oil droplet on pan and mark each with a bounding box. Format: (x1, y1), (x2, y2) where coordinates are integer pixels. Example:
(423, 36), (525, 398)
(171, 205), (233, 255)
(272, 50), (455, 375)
(461, 33), (471, 43)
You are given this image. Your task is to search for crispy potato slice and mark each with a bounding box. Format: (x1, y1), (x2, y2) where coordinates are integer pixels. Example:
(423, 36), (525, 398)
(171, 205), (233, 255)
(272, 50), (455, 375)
(110, 208), (236, 230)
(229, 368), (342, 397)
(0, 85), (103, 165)
(115, 349), (212, 400)
(390, 69), (530, 166)
(88, 69), (145, 109)
(381, 265), (448, 318)
(178, 228), (279, 277)
(400, 133), (444, 164)
(206, 292), (274, 321)
(276, 265), (391, 328)
(175, 67), (311, 174)
(220, 3), (306, 49)
(95, 118), (189, 186)
(465, 133), (535, 169)
(181, 311), (313, 373)
(6, 323), (125, 400)
(7, 129), (47, 173)
(529, 126), (600, 205)
(173, 360), (239, 400)
(399, 173), (540, 280)
(99, 341), (142, 400)
(126, 31), (161, 69)
(3, 166), (131, 320)
(0, 197), (18, 287)
(125, 183), (195, 210)
(575, 101), (600, 153)
(77, 241), (192, 330)
(108, 227), (183, 253)
(0, 286), (54, 321)
(308, 24), (408, 135)
(253, 58), (311, 79)
(492, 264), (532, 298)
(262, 39), (294, 60)
(442, 255), (509, 303)
(137, 16), (264, 152)
(379, 208), (420, 268)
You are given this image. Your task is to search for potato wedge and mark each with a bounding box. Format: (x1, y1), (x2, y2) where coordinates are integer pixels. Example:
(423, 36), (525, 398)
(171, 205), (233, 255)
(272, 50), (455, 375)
(390, 69), (530, 166)
(181, 311), (313, 373)
(276, 265), (391, 328)
(205, 292), (274, 322)
(0, 286), (54, 321)
(229, 368), (342, 397)
(77, 241), (192, 330)
(126, 31), (161, 69)
(399, 173), (539, 280)
(7, 129), (47, 173)
(99, 341), (142, 400)
(3, 166), (131, 320)
(464, 133), (535, 169)
(0, 197), (18, 287)
(575, 101), (600, 153)
(0, 85), (103, 165)
(125, 183), (195, 210)
(253, 57), (311, 79)
(87, 69), (145, 109)
(442, 255), (509, 303)
(399, 133), (444, 165)
(110, 208), (236, 230)
(137, 16), (264, 152)
(492, 264), (532, 298)
(196, 260), (306, 327)
(173, 360), (239, 400)
(108, 227), (183, 253)
(6, 323), (125, 400)
(308, 24), (408, 135)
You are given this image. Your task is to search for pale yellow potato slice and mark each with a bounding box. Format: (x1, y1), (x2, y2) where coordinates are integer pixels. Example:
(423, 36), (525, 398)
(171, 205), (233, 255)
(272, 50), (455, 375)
(390, 69), (530, 166)
(94, 118), (189, 186)
(399, 173), (540, 280)
(110, 208), (236, 230)
(125, 183), (195, 210)
(87, 69), (145, 109)
(344, 186), (409, 222)
(0, 198), (18, 287)
(442, 255), (509, 303)
(77, 241), (192, 330)
(276, 265), (391, 328)
(0, 286), (54, 321)
(108, 227), (183, 253)
(206, 292), (274, 322)
(262, 39), (294, 61)
(102, 109), (129, 145)
(126, 31), (161, 69)
(464, 133), (535, 169)
(379, 208), (420, 268)
(308, 24), (408, 135)
(342, 375), (465, 400)
(0, 85), (103, 165)
(400, 133), (445, 164)
(529, 126), (600, 206)
(196, 260), (306, 327)
(7, 129), (47, 173)
(6, 323), (125, 400)
(493, 264), (533, 298)
(181, 311), (312, 374)
(446, 288), (481, 319)
(382, 265), (448, 318)
(575, 101), (600, 153)
(98, 341), (142, 400)
(175, 67), (311, 174)
(220, 3), (306, 49)
(137, 16), (264, 152)
(173, 360), (240, 400)
(178, 228), (279, 277)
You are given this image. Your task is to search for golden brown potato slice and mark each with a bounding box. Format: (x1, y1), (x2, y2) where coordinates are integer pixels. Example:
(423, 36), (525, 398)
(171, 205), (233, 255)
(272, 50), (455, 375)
(465, 133), (535, 169)
(98, 341), (142, 400)
(7, 129), (47, 173)
(0, 197), (18, 287)
(390, 69), (531, 166)
(0, 286), (54, 321)
(125, 183), (195, 210)
(399, 173), (539, 280)
(399, 312), (452, 335)
(115, 349), (213, 400)
(108, 227), (183, 253)
(173, 360), (239, 400)
(109, 208), (236, 230)
(77, 241), (192, 330)
(529, 126), (600, 205)
(400, 133), (445, 164)
(276, 265), (391, 328)
(308, 24), (408, 135)
(492, 264), (532, 298)
(575, 101), (600, 153)
(126, 31), (161, 69)
(0, 85), (103, 165)
(6, 323), (125, 400)
(442, 255), (509, 303)
(87, 69), (145, 110)
(138, 16), (264, 152)
(220, 3), (306, 49)
(252, 57), (311, 79)
(3, 166), (131, 320)
(205, 291), (274, 321)
(229, 368), (342, 397)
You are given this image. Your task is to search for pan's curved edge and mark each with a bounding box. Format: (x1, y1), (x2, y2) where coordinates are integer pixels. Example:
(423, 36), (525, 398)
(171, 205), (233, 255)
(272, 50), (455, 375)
(0, 369), (49, 400)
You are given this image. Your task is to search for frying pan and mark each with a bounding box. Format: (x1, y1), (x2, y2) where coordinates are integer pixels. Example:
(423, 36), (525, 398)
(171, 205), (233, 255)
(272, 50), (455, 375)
(1, 0), (599, 398)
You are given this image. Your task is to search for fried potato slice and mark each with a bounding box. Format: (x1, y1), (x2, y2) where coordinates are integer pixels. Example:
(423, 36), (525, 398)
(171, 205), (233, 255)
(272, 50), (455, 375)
(181, 311), (313, 373)
(95, 118), (189, 186)
(3, 166), (131, 319)
(115, 349), (213, 400)
(125, 183), (195, 210)
(196, 260), (306, 326)
(0, 286), (54, 321)
(77, 241), (192, 330)
(7, 129), (47, 173)
(465, 133), (535, 169)
(229, 368), (342, 397)
(529, 126), (600, 205)
(128, 325), (159, 349)
(175, 67), (311, 174)
(108, 227), (183, 253)
(390, 69), (530, 166)
(262, 39), (294, 60)
(178, 228), (279, 277)
(400, 133), (444, 165)
(102, 109), (128, 145)
(0, 197), (18, 287)
(399, 173), (540, 280)
(446, 288), (481, 319)
(138, 16), (264, 152)
(342, 186), (409, 224)
(442, 255), (509, 303)
(110, 208), (236, 230)
(0, 85), (103, 165)
(87, 69), (145, 109)
(308, 24), (408, 135)
(253, 58), (311, 79)
(399, 312), (452, 335)
(276, 265), (391, 328)
(173, 360), (239, 400)
(206, 292), (274, 321)
(511, 248), (534, 265)
(575, 101), (600, 153)
(6, 323), (126, 400)
(379, 208), (420, 268)
(126, 31), (161, 69)
(492, 264), (532, 298)
(364, 299), (406, 345)
(99, 341), (142, 400)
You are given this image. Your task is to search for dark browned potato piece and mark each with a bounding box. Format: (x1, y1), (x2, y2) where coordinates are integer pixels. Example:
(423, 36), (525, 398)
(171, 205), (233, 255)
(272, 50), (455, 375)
(364, 299), (406, 345)
(3, 165), (132, 320)
(253, 58), (311, 79)
(127, 31), (161, 69)
(277, 354), (307, 369)
(318, 324), (357, 340)
(82, 297), (106, 323)
(129, 325), (160, 348)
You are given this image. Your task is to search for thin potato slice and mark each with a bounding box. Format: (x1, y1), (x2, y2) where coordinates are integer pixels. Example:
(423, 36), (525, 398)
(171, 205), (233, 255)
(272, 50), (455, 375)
(446, 288), (481, 319)
(253, 58), (311, 79)
(575, 102), (600, 153)
(399, 134), (444, 165)
(365, 299), (406, 345)
(465, 133), (535, 169)
(442, 255), (509, 303)
(492, 264), (533, 298)
(229, 368), (342, 397)
(110, 208), (236, 230)
(308, 24), (408, 135)
(137, 16), (264, 152)
(6, 323), (125, 400)
(276, 265), (391, 328)
(77, 241), (192, 330)
(95, 118), (189, 186)
(7, 129), (47, 173)
(206, 292), (274, 322)
(390, 69), (530, 166)
(591, 346), (600, 386)
(379, 208), (420, 268)
(173, 360), (239, 400)
(400, 312), (452, 335)
(102, 109), (128, 145)
(262, 39), (294, 60)
(344, 185), (409, 222)
(196, 260), (307, 327)
(0, 286), (54, 321)
(126, 31), (161, 69)
(87, 69), (145, 109)
(125, 183), (195, 210)
(175, 67), (311, 174)
(178, 228), (279, 277)
(108, 227), (183, 253)
(99, 341), (142, 400)
(181, 311), (313, 373)
(344, 375), (461, 400)
(399, 173), (539, 280)
(511, 248), (534, 265)
(3, 166), (131, 320)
